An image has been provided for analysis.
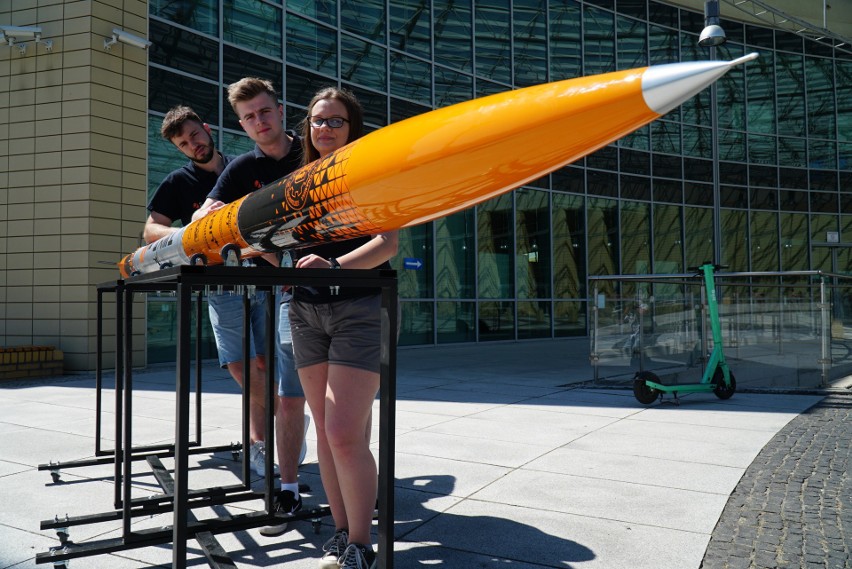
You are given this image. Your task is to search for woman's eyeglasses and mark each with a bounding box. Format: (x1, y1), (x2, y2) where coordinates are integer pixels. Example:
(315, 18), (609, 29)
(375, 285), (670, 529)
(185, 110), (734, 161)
(309, 116), (349, 128)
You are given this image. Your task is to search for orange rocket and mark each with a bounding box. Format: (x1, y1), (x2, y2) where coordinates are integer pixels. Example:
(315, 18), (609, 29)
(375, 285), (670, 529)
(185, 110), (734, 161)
(120, 54), (758, 278)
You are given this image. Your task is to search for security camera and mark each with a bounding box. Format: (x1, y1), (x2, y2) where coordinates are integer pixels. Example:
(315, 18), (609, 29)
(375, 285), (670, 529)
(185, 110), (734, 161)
(0, 25), (41, 43)
(104, 28), (152, 50)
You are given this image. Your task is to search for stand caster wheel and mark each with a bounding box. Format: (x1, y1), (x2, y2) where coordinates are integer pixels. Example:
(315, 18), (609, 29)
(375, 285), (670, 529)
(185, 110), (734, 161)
(311, 519), (322, 534)
(48, 461), (61, 483)
(231, 442), (240, 461)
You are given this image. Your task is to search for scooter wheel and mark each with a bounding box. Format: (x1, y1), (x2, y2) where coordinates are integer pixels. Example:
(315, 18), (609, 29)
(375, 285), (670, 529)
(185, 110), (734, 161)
(633, 371), (660, 405)
(712, 368), (736, 399)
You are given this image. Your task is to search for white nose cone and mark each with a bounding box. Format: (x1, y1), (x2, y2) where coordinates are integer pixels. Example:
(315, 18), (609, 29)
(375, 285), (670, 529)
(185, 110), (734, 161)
(642, 53), (759, 115)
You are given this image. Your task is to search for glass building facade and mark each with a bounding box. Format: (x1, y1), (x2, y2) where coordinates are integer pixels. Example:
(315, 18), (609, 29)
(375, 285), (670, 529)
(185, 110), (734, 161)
(145, 0), (851, 354)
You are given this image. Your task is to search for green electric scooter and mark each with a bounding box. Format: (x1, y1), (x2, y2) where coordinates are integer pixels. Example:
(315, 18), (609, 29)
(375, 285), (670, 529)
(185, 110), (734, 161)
(633, 263), (736, 405)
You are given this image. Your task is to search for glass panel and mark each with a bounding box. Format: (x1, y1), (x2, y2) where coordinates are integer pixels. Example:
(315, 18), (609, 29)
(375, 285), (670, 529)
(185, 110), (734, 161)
(475, 0), (512, 84)
(684, 182), (712, 207)
(587, 197), (618, 280)
(621, 124), (650, 151)
(684, 158), (712, 182)
(682, 125), (710, 158)
(810, 168), (838, 192)
(151, 0), (217, 34)
(286, 15), (338, 77)
(620, 201), (650, 274)
(434, 0), (473, 72)
(554, 301), (586, 337)
(811, 192), (838, 214)
(583, 4), (615, 75)
(618, 0), (647, 20)
(746, 50), (776, 134)
(748, 133), (777, 165)
(648, 24), (676, 65)
(150, 20), (219, 81)
(648, 0), (677, 29)
(434, 67), (473, 107)
(838, 60), (852, 143)
(715, 43), (746, 131)
(389, 52), (432, 103)
(223, 0), (282, 58)
(148, 114), (190, 202)
(780, 212), (809, 270)
(549, 1), (581, 80)
(341, 35), (387, 90)
(516, 189), (551, 299)
(811, 214), (837, 271)
(345, 84), (388, 127)
(389, 0), (432, 58)
(513, 0), (548, 87)
(341, 0), (385, 42)
(617, 13), (647, 69)
(684, 206), (713, 266)
(223, 45), (283, 90)
(288, 0), (336, 24)
(221, 130), (254, 156)
(809, 139), (837, 170)
(653, 201), (682, 274)
(149, 68), (218, 120)
(518, 300), (551, 338)
(588, 170), (618, 197)
(394, 224), (433, 299)
(390, 98), (430, 123)
(653, 153), (682, 179)
(552, 166), (584, 193)
(805, 56), (835, 138)
(399, 301), (434, 345)
(779, 190), (808, 212)
(437, 301), (475, 343)
(435, 209), (475, 299)
(553, 193), (585, 299)
(653, 178), (681, 203)
(776, 52), (806, 137)
(147, 297), (218, 363)
(587, 146), (617, 171)
(750, 210), (779, 271)
(718, 129), (746, 162)
(478, 194), (514, 299)
(620, 148), (650, 175)
(479, 300), (514, 341)
(621, 175), (650, 201)
(720, 209), (747, 271)
(652, 120), (680, 154)
(778, 137), (807, 168)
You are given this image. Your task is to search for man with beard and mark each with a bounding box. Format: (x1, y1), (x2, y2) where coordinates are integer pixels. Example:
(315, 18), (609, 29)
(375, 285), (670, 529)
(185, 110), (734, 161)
(145, 105), (280, 481)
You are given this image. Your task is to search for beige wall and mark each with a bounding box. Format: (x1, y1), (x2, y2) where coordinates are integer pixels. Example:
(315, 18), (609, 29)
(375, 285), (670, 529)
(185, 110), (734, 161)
(1, 0), (148, 371)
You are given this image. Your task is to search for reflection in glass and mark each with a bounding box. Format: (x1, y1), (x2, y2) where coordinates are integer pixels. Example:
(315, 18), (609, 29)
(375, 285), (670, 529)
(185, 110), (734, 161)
(478, 194), (513, 299)
(653, 204), (682, 274)
(518, 300), (551, 339)
(479, 300), (514, 341)
(390, 0), (432, 59)
(395, 224), (433, 299)
(390, 52), (432, 103)
(148, 114), (190, 201)
(400, 301), (434, 346)
(475, 0), (512, 84)
(721, 209), (747, 271)
(621, 201), (650, 275)
(434, 0), (473, 72)
(151, 0), (217, 34)
(553, 193), (585, 299)
(516, 189), (551, 300)
(434, 67), (473, 107)
(342, 0), (385, 42)
(549, 1), (581, 80)
(684, 207), (713, 266)
(435, 210), (475, 299)
(437, 301), (475, 343)
(587, 197), (618, 297)
(750, 210), (779, 271)
(223, 0), (282, 58)
(286, 15), (338, 76)
(780, 212), (808, 271)
(341, 35), (387, 90)
(513, 0), (547, 87)
(150, 20), (219, 80)
(583, 4), (615, 75)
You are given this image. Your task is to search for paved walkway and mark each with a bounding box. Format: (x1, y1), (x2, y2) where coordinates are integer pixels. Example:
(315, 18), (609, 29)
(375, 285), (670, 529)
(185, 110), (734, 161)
(0, 338), (847, 568)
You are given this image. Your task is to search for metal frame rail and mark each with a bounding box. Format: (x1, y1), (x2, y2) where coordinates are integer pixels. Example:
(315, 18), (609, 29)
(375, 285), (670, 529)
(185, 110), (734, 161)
(36, 265), (398, 569)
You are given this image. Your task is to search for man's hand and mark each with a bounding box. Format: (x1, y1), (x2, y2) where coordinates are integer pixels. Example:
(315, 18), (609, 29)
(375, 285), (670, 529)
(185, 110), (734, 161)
(192, 199), (226, 221)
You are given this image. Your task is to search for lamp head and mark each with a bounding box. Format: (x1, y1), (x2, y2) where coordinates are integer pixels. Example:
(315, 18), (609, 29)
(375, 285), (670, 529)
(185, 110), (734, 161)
(698, 24), (727, 47)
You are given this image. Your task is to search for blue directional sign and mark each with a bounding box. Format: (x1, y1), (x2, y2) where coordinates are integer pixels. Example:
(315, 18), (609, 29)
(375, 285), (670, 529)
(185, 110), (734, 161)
(403, 257), (423, 270)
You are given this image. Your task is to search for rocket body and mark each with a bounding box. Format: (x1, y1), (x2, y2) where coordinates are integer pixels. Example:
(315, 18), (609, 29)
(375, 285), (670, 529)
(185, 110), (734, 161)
(120, 55), (757, 278)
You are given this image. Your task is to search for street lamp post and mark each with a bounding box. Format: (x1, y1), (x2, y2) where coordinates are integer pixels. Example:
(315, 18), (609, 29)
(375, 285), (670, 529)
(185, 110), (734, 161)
(698, 0), (727, 266)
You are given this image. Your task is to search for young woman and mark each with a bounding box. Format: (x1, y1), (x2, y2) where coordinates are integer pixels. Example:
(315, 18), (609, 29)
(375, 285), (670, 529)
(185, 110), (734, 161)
(290, 87), (398, 569)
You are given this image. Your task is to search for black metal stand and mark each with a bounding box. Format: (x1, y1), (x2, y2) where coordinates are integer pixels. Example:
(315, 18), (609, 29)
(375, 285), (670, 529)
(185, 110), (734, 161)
(36, 265), (397, 569)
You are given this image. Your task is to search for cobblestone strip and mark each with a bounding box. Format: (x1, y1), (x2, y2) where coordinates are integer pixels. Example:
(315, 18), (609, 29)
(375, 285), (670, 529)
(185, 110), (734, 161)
(701, 393), (851, 569)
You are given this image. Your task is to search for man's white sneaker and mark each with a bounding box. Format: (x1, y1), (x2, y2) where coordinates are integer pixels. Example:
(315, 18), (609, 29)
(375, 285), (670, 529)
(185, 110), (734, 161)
(248, 441), (279, 477)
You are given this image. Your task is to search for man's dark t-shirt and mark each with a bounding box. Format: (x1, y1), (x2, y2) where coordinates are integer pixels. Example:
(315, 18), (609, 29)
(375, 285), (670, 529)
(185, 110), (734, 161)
(147, 153), (234, 226)
(207, 132), (303, 204)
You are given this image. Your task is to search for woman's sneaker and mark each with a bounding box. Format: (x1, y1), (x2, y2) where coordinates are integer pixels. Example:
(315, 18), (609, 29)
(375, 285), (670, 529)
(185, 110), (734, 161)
(259, 490), (302, 537)
(337, 542), (376, 569)
(318, 528), (348, 569)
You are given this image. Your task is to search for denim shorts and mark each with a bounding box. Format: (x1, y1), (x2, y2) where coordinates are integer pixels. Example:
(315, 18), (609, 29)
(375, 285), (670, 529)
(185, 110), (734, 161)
(289, 294), (382, 374)
(277, 291), (304, 398)
(207, 291), (268, 368)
